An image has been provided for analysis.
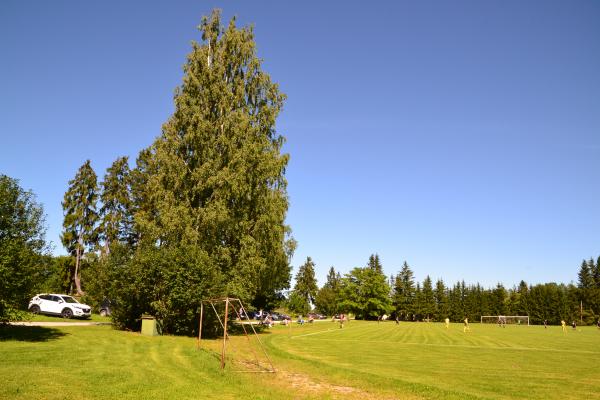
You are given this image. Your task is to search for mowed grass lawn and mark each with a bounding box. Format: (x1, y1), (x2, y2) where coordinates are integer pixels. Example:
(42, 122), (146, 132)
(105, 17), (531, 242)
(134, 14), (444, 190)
(1, 320), (599, 399)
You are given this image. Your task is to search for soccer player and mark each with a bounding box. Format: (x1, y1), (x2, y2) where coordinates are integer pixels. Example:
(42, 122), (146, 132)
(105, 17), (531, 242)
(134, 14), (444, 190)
(463, 317), (470, 333)
(445, 317), (450, 329)
(561, 320), (566, 332)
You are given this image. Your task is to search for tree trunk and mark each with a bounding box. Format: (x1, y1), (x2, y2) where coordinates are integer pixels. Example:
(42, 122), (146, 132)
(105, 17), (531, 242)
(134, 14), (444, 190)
(74, 238), (84, 296)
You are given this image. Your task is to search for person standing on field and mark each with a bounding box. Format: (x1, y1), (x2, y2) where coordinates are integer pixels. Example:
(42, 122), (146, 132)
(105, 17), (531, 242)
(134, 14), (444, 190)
(561, 320), (567, 333)
(445, 317), (450, 329)
(463, 317), (470, 333)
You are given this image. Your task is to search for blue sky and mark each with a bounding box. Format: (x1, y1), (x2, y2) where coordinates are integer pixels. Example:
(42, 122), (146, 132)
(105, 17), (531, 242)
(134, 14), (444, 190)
(1, 1), (599, 288)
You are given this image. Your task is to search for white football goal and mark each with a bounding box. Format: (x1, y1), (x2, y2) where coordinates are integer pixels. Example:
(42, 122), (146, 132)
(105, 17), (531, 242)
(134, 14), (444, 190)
(480, 315), (529, 325)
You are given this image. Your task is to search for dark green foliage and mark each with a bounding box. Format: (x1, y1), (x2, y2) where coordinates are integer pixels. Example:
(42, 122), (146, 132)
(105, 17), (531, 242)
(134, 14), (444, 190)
(578, 259), (594, 289)
(577, 258), (600, 322)
(39, 256), (75, 294)
(420, 276), (435, 320)
(98, 157), (133, 254)
(132, 10), (292, 306)
(289, 257), (318, 315)
(0, 175), (47, 322)
(368, 253), (383, 274)
(61, 160), (99, 295)
(339, 265), (391, 320)
(98, 244), (220, 334)
(393, 261), (415, 320)
(434, 279), (448, 320)
(315, 266), (341, 316)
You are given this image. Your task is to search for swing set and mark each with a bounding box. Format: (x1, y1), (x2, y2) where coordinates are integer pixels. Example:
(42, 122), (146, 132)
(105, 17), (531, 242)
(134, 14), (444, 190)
(196, 297), (276, 373)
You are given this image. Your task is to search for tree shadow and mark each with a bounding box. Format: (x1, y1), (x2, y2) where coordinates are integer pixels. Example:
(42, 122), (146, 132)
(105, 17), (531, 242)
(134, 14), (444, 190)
(0, 325), (68, 342)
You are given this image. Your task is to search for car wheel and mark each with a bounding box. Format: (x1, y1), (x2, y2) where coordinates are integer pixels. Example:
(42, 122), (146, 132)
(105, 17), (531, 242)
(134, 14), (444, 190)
(62, 308), (73, 319)
(30, 305), (40, 314)
(100, 309), (107, 317)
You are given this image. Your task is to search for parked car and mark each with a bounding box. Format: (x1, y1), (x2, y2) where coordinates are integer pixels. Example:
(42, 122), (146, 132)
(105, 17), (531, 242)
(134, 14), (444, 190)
(28, 294), (92, 319)
(99, 298), (113, 317)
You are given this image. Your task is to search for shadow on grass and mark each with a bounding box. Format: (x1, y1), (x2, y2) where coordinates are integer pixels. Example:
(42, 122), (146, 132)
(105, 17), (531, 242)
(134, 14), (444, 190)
(0, 324), (68, 342)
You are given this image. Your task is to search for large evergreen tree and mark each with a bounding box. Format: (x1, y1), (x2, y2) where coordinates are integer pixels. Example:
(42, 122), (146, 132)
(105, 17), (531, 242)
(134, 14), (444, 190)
(434, 279), (448, 321)
(315, 266), (341, 316)
(98, 156), (133, 255)
(393, 261), (415, 320)
(131, 10), (293, 310)
(290, 257), (318, 314)
(61, 160), (98, 295)
(421, 276), (435, 320)
(339, 266), (391, 319)
(368, 253), (383, 274)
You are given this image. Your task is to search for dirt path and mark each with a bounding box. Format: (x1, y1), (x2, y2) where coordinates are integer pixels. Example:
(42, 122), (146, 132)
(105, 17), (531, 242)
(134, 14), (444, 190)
(9, 321), (111, 327)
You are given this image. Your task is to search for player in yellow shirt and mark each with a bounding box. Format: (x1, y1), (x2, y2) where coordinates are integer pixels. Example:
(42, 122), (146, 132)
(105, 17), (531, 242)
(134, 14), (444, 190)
(463, 317), (470, 332)
(561, 320), (566, 332)
(445, 317), (450, 329)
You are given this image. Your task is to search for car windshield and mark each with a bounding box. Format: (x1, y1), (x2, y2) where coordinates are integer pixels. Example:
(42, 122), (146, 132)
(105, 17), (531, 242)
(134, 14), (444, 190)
(60, 296), (79, 304)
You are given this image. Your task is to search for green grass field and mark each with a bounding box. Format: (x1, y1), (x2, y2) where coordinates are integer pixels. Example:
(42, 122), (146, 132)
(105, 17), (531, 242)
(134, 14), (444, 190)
(1, 320), (599, 399)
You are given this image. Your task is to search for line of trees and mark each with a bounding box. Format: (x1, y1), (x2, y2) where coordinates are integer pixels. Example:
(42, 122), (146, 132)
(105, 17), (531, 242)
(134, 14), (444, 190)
(291, 254), (600, 325)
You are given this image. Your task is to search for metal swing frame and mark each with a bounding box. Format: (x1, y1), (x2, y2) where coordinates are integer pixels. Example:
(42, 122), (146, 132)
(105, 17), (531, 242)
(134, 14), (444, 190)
(197, 297), (276, 373)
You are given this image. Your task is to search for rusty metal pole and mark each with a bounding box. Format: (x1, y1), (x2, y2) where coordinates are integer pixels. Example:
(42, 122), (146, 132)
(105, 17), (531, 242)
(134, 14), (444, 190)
(221, 298), (229, 369)
(197, 302), (204, 350)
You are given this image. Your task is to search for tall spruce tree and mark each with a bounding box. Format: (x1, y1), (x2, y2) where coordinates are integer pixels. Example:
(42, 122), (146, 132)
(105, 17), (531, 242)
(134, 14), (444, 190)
(98, 156), (133, 255)
(61, 160), (98, 295)
(291, 257), (318, 313)
(434, 279), (448, 320)
(393, 261), (415, 320)
(133, 10), (292, 305)
(578, 259), (593, 289)
(368, 253), (383, 274)
(315, 266), (341, 316)
(421, 275), (435, 320)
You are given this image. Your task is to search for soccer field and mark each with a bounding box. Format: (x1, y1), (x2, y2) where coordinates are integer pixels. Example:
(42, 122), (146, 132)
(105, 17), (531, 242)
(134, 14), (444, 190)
(1, 321), (599, 399)
(261, 320), (600, 399)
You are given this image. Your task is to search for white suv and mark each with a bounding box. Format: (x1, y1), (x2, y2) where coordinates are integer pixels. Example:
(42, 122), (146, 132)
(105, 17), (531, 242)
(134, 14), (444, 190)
(28, 294), (92, 319)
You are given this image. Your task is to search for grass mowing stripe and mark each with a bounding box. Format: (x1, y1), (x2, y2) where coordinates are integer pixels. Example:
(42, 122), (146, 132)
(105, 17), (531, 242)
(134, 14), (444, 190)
(289, 336), (600, 354)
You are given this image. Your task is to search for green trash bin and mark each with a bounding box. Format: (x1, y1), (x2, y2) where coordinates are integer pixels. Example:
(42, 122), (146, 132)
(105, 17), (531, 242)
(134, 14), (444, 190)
(141, 315), (161, 336)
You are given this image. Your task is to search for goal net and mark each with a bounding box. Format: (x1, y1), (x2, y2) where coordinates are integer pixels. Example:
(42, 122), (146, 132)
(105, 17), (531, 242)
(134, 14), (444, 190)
(480, 315), (529, 326)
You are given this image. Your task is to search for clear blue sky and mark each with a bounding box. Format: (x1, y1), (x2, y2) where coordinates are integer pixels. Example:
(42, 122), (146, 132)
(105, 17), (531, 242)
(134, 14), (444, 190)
(1, 1), (599, 288)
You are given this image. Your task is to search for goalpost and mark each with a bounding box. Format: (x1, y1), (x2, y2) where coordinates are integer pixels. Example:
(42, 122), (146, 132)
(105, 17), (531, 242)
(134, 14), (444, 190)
(480, 315), (529, 325)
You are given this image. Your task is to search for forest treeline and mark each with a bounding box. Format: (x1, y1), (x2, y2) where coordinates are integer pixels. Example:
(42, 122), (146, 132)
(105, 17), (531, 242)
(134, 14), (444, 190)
(288, 255), (600, 325)
(2, 170), (599, 328)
